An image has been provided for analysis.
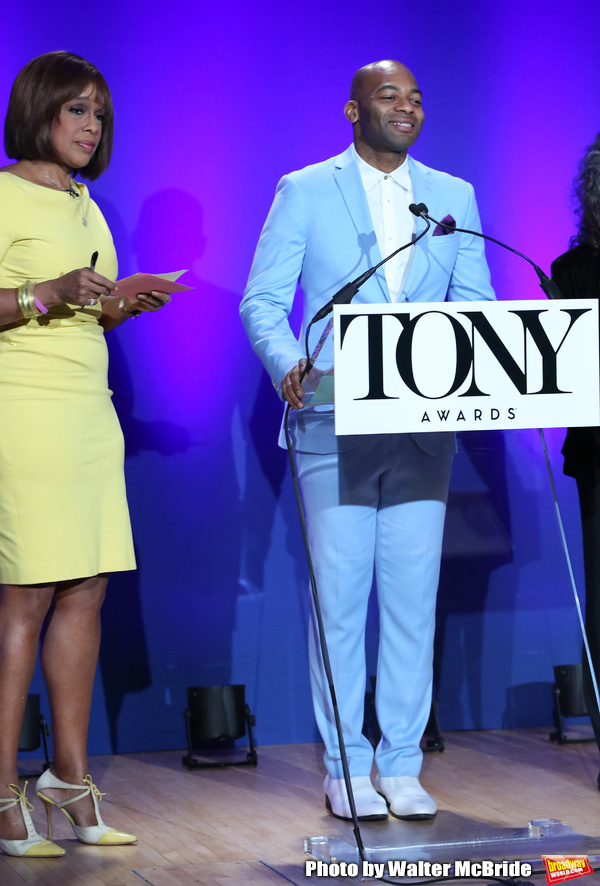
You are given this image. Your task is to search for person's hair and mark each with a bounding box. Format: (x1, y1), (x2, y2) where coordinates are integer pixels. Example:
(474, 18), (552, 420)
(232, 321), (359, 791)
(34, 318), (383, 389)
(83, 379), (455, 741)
(4, 51), (114, 180)
(572, 133), (600, 251)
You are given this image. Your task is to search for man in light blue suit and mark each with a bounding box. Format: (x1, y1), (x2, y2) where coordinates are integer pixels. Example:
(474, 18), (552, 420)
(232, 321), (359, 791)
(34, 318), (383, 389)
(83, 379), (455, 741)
(241, 60), (494, 821)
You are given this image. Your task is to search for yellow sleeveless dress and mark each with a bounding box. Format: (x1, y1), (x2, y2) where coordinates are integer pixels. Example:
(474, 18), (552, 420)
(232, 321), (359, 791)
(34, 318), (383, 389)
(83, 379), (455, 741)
(0, 171), (135, 584)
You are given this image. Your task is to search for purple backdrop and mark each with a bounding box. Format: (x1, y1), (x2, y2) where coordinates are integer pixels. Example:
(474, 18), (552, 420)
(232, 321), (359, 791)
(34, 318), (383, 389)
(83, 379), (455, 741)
(4, 0), (600, 755)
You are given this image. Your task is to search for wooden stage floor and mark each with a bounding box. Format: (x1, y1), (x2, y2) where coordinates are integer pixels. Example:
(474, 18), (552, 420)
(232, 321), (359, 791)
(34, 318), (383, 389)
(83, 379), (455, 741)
(3, 728), (600, 885)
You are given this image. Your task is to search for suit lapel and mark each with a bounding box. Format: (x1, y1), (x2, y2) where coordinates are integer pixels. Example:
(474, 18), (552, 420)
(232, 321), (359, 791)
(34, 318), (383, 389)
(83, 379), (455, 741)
(333, 147), (389, 301)
(402, 157), (434, 301)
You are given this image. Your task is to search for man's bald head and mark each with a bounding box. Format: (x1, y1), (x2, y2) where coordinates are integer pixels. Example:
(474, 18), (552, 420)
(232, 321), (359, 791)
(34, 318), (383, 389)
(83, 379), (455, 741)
(350, 60), (415, 101)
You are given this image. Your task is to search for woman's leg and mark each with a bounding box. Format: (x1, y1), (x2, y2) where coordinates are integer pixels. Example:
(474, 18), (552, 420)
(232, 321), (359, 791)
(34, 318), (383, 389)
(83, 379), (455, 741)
(0, 583), (55, 839)
(39, 574), (108, 826)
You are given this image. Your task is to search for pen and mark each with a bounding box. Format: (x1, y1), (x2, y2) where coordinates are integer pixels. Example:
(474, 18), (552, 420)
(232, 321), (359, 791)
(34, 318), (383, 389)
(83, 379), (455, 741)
(81, 252), (100, 311)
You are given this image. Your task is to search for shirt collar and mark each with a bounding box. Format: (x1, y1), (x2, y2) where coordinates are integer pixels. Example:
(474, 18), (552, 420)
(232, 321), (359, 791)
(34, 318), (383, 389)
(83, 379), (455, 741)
(352, 144), (411, 193)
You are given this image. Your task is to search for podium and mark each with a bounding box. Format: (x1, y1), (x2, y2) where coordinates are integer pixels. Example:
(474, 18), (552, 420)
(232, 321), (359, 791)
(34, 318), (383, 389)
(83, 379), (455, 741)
(303, 299), (600, 869)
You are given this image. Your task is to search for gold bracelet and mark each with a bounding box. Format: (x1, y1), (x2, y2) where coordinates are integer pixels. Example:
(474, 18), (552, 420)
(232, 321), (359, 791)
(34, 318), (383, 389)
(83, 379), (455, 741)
(23, 283), (36, 316)
(118, 296), (142, 318)
(17, 285), (28, 318)
(17, 283), (36, 318)
(17, 281), (43, 319)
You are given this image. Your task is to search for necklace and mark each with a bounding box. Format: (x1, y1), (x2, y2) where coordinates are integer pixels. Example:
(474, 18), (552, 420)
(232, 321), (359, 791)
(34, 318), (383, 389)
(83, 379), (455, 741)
(31, 161), (88, 226)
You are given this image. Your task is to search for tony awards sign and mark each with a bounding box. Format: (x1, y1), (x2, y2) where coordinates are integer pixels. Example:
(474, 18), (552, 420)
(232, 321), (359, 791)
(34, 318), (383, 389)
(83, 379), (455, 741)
(332, 300), (600, 434)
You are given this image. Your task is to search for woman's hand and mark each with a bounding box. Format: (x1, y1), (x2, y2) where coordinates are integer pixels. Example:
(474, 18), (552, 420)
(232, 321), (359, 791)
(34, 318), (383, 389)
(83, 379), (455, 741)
(36, 268), (117, 308)
(98, 290), (171, 331)
(123, 290), (171, 314)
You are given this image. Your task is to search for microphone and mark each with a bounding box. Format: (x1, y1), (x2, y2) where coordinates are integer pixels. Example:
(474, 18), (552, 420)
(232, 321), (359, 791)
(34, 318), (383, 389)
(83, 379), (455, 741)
(417, 208), (562, 300)
(409, 202), (429, 218)
(309, 209), (432, 325)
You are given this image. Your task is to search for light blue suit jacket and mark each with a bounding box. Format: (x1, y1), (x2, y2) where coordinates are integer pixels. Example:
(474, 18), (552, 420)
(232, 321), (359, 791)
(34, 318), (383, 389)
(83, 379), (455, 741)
(241, 145), (495, 454)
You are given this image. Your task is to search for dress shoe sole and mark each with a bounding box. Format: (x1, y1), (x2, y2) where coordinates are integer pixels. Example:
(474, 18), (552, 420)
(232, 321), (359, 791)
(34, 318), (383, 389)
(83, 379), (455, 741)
(325, 795), (388, 822)
(389, 809), (436, 821)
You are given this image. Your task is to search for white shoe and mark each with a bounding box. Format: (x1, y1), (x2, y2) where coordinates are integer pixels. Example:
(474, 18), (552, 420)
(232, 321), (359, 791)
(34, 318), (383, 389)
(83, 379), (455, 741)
(36, 770), (137, 845)
(375, 775), (437, 820)
(0, 782), (64, 857)
(324, 775), (388, 821)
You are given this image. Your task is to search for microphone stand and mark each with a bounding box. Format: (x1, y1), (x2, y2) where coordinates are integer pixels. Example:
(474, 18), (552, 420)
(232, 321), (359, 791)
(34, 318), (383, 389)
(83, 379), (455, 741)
(417, 206), (600, 724)
(283, 407), (367, 859)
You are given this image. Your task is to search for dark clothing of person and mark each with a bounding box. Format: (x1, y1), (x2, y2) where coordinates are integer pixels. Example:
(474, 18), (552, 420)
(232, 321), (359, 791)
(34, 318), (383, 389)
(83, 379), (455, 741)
(552, 243), (600, 752)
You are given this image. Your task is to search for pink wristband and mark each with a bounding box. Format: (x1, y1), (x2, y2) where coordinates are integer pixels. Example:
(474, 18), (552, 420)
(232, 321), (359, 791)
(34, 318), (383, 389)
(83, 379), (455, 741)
(34, 296), (48, 315)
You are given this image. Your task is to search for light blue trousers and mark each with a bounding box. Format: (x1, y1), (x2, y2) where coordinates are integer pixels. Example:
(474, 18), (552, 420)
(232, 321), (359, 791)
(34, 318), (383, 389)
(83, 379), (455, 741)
(296, 434), (452, 779)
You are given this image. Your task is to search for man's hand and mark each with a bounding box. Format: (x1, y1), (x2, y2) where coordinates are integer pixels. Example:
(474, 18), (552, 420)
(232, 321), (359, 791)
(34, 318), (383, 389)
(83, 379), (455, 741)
(281, 358), (308, 409)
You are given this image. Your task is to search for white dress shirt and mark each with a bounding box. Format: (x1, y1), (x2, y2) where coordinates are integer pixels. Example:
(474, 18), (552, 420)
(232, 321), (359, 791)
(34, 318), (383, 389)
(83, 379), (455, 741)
(353, 146), (415, 302)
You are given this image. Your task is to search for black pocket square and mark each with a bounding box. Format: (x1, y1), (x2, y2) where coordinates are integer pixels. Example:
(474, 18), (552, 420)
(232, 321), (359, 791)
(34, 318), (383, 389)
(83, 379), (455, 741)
(433, 214), (456, 236)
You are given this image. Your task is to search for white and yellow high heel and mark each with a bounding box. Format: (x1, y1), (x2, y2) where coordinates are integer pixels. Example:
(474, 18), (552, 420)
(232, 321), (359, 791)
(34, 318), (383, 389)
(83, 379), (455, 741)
(36, 770), (137, 845)
(0, 782), (65, 857)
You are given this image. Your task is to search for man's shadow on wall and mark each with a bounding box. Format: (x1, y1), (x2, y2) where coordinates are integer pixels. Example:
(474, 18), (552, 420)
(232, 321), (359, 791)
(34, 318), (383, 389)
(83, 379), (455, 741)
(95, 193), (192, 753)
(112, 188), (260, 731)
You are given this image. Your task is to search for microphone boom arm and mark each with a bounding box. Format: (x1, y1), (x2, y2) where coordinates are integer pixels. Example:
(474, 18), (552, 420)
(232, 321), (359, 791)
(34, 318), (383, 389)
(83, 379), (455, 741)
(422, 211), (562, 301)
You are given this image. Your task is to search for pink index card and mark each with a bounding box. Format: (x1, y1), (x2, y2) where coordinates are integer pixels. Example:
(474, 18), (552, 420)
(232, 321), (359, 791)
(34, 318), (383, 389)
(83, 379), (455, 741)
(114, 271), (191, 300)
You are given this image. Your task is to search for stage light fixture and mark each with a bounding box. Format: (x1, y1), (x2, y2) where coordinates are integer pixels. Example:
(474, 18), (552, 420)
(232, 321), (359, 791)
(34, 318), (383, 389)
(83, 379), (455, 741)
(550, 663), (594, 744)
(182, 684), (257, 770)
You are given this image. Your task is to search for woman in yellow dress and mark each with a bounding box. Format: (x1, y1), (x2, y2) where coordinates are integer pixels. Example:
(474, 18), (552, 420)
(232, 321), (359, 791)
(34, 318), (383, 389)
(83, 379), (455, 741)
(0, 52), (170, 857)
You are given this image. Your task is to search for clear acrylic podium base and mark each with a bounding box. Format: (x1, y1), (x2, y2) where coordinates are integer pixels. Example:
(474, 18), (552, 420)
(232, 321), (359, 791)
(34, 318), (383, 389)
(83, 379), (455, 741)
(305, 816), (600, 871)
